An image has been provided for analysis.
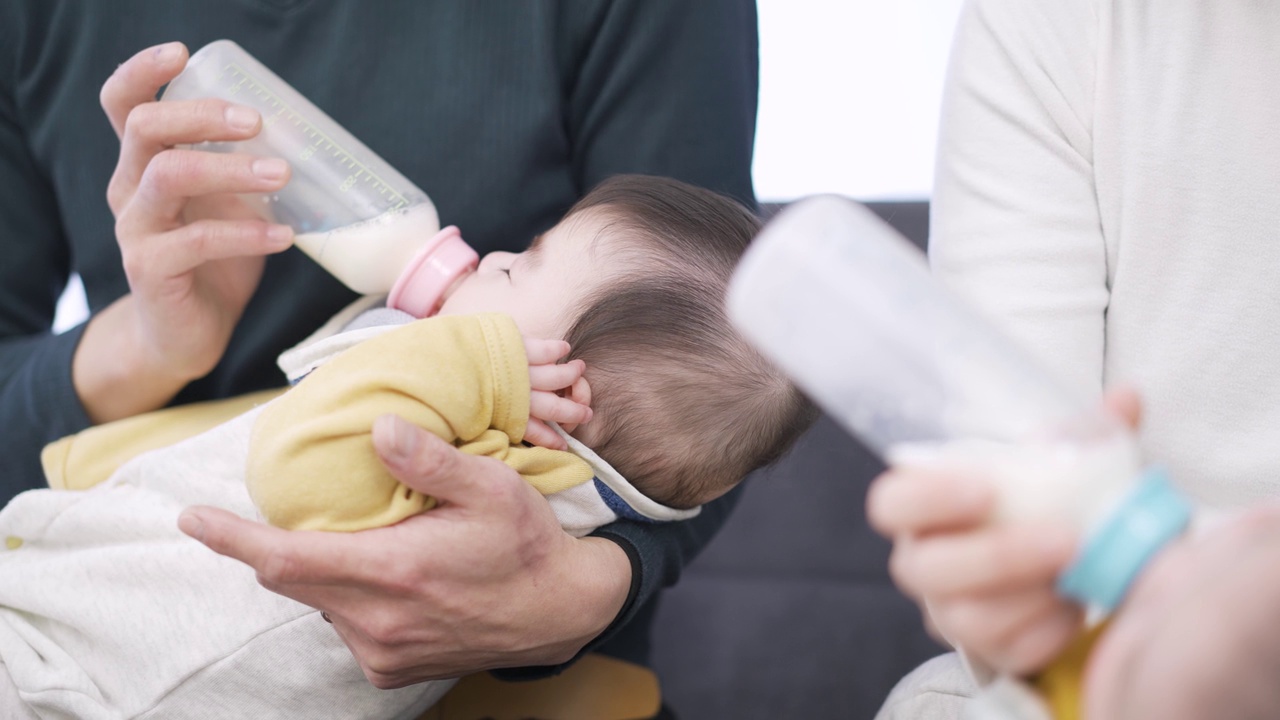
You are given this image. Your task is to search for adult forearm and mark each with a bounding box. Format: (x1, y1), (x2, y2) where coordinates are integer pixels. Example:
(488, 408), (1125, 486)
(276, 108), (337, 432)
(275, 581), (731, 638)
(72, 296), (191, 424)
(536, 535), (632, 663)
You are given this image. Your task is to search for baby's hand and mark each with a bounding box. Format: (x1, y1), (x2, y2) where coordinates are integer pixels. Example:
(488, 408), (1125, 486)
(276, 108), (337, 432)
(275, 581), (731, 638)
(523, 337), (593, 451)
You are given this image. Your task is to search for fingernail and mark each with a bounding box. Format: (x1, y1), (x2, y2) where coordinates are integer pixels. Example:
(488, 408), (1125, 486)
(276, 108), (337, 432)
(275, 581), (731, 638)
(154, 42), (182, 65)
(391, 416), (421, 458)
(253, 158), (288, 181)
(178, 511), (204, 541)
(226, 105), (259, 131)
(376, 415), (419, 461)
(267, 224), (294, 246)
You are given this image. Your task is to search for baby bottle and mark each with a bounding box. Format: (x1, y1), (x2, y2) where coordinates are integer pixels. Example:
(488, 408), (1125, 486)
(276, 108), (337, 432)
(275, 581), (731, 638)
(726, 197), (1194, 717)
(161, 40), (476, 306)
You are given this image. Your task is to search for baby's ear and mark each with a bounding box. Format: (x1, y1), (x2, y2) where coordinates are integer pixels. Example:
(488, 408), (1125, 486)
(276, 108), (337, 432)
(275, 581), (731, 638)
(564, 375), (592, 412)
(557, 375), (595, 439)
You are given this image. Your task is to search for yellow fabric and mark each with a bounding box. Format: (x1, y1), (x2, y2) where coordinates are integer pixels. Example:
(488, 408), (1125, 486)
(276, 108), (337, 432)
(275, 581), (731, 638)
(40, 388), (287, 491)
(247, 313), (594, 532)
(1031, 621), (1109, 720)
(32, 314), (637, 717)
(421, 654), (661, 720)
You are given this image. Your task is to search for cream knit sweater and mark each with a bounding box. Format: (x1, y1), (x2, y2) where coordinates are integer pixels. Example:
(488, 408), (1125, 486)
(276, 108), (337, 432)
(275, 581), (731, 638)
(931, 0), (1280, 507)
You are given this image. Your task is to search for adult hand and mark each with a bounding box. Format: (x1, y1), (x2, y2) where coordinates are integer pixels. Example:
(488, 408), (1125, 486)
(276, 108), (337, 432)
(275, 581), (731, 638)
(866, 389), (1143, 675)
(1085, 502), (1280, 720)
(75, 41), (294, 423)
(178, 414), (631, 688)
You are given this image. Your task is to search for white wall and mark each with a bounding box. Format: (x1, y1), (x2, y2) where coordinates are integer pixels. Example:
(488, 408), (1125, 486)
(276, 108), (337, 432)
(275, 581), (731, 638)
(753, 0), (963, 202)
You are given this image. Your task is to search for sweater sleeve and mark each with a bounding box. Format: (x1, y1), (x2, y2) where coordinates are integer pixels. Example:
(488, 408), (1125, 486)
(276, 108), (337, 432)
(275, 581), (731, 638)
(929, 0), (1107, 398)
(491, 481), (746, 680)
(246, 314), (591, 532)
(928, 0), (1107, 687)
(0, 13), (93, 500)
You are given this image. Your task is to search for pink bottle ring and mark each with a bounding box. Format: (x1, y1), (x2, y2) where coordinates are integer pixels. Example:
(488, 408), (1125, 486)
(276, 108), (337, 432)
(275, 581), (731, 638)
(387, 225), (479, 318)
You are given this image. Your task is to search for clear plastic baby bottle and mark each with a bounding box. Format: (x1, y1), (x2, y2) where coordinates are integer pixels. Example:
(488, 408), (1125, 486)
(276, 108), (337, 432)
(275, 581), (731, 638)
(726, 196), (1192, 614)
(161, 40), (476, 302)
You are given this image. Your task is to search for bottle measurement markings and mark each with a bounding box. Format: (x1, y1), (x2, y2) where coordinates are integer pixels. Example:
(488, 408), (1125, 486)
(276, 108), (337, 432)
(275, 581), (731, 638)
(220, 63), (409, 209)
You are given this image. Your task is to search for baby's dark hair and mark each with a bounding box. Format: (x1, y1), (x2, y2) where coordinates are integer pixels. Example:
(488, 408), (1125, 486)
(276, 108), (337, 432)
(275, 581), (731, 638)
(562, 175), (818, 509)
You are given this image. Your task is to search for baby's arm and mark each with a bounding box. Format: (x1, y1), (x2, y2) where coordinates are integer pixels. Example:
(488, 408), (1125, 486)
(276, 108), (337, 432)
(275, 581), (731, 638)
(246, 313), (559, 531)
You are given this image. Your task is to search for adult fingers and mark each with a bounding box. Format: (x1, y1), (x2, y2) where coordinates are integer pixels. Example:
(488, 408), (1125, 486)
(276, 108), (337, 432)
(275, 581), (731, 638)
(529, 359), (585, 392)
(109, 99), (265, 214)
(177, 506), (388, 591)
(994, 602), (1083, 674)
(119, 218), (292, 282)
(523, 337), (571, 365)
(124, 149), (287, 225)
(888, 522), (1077, 599)
(372, 414), (520, 507)
(866, 467), (995, 537)
(936, 588), (1083, 673)
(530, 389), (592, 427)
(121, 149), (290, 229)
(101, 42), (188, 138)
(1102, 386), (1142, 430)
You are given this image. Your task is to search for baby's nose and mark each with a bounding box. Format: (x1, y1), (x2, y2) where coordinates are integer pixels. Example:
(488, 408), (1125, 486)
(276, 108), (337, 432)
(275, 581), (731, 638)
(479, 251), (516, 270)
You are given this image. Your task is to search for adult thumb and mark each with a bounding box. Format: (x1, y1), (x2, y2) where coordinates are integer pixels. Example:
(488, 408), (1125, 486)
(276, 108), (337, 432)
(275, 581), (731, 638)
(371, 413), (494, 507)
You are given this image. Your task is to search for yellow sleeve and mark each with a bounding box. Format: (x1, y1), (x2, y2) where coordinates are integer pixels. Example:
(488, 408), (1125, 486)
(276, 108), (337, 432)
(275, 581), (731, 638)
(41, 388), (287, 491)
(246, 313), (592, 531)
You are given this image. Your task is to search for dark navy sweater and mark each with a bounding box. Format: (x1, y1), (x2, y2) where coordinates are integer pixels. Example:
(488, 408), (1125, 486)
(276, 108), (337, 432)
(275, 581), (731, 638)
(0, 0), (758, 674)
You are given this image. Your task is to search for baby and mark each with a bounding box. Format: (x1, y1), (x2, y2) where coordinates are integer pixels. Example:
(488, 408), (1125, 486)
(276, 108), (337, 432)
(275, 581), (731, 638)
(0, 175), (817, 720)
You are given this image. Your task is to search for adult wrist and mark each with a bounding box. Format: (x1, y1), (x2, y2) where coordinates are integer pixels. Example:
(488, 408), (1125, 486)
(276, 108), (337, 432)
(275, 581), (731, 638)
(73, 296), (190, 422)
(571, 535), (633, 643)
(490, 534), (634, 681)
(583, 531), (643, 642)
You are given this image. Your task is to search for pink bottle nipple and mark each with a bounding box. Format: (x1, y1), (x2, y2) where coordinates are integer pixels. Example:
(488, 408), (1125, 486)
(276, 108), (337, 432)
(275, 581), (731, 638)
(387, 225), (479, 318)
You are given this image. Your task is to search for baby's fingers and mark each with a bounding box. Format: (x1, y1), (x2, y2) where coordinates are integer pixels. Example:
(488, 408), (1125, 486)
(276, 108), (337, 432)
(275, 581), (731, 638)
(523, 337), (571, 365)
(524, 419), (568, 450)
(529, 359), (585, 393)
(531, 389), (593, 427)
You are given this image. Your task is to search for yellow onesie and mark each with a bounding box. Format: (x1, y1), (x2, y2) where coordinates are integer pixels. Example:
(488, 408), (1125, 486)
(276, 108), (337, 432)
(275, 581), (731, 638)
(246, 312), (595, 531)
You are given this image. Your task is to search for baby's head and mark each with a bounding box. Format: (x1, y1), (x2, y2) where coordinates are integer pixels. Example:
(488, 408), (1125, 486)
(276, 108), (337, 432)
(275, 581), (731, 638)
(439, 175), (818, 508)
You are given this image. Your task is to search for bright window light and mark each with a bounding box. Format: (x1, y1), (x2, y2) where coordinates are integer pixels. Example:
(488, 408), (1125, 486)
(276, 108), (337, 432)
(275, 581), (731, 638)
(753, 0), (964, 202)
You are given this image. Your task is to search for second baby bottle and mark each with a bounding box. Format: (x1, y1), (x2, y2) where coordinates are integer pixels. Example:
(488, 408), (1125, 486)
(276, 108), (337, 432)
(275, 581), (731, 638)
(726, 196), (1192, 617)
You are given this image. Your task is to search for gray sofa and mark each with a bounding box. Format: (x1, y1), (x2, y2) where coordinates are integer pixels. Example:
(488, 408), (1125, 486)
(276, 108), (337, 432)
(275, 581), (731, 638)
(650, 201), (944, 720)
